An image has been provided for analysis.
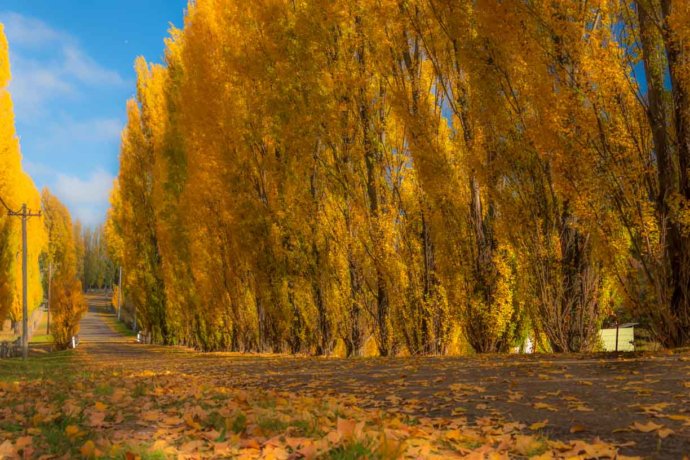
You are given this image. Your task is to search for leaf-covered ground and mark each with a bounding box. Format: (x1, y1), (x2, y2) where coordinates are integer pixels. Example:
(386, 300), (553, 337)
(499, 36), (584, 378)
(0, 295), (688, 459)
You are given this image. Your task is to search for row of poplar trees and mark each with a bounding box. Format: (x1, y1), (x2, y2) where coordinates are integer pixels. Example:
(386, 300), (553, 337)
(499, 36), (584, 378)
(107, 0), (690, 355)
(0, 25), (87, 349)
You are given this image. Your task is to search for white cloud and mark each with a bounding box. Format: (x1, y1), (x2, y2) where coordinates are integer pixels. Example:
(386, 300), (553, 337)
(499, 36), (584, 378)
(0, 13), (124, 226)
(20, 164), (114, 226)
(70, 205), (108, 227)
(23, 160), (56, 178)
(62, 45), (123, 86)
(7, 55), (76, 117)
(0, 12), (65, 47)
(37, 116), (122, 149)
(54, 170), (115, 206)
(0, 12), (125, 118)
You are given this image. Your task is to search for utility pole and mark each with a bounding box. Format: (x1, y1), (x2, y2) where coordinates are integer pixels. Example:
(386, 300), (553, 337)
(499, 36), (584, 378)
(117, 266), (122, 321)
(5, 203), (41, 359)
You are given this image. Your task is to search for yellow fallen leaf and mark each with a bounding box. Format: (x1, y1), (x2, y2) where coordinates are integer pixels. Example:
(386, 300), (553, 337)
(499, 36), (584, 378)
(31, 413), (44, 425)
(512, 434), (543, 456)
(336, 417), (357, 440)
(80, 440), (96, 457)
(665, 414), (690, 422)
(62, 400), (81, 417)
(111, 388), (126, 403)
(529, 420), (548, 430)
(533, 402), (558, 411)
(180, 440), (205, 453)
(640, 402), (671, 414)
(530, 453), (555, 460)
(631, 421), (664, 433)
(88, 411), (106, 427)
(570, 424), (587, 434)
(94, 401), (107, 411)
(149, 439), (168, 451)
(65, 424), (82, 439)
(573, 404), (594, 412)
(184, 413), (202, 430)
(239, 438), (261, 449)
(657, 428), (674, 439)
(161, 416), (183, 426)
(15, 436), (32, 450)
(214, 442), (231, 455)
(141, 410), (161, 422)
(0, 440), (17, 457)
(546, 439), (571, 451)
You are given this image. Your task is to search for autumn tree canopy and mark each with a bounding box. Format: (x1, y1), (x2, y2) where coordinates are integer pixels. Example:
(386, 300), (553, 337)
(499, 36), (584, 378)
(107, 0), (690, 354)
(0, 24), (46, 326)
(42, 189), (87, 349)
(1, 25), (87, 345)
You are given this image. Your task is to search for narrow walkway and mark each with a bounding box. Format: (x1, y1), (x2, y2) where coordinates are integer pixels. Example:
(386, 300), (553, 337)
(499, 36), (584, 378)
(72, 293), (690, 457)
(79, 293), (130, 343)
(77, 292), (186, 361)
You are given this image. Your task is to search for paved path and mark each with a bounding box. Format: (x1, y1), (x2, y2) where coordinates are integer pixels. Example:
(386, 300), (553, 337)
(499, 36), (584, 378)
(77, 293), (178, 360)
(78, 293), (130, 343)
(75, 292), (690, 458)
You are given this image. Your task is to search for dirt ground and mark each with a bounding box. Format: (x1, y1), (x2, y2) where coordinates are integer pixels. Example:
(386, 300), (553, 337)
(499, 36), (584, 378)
(72, 294), (690, 458)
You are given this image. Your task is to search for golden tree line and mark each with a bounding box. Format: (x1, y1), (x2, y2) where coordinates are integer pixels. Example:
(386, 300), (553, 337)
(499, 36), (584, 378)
(106, 0), (690, 355)
(0, 25), (86, 349)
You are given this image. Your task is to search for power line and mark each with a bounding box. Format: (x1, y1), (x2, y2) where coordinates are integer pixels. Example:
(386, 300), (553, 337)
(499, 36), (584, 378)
(0, 196), (41, 359)
(0, 194), (18, 214)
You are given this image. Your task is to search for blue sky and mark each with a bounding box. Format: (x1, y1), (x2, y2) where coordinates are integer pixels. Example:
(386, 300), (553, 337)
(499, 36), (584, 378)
(1, 1), (187, 226)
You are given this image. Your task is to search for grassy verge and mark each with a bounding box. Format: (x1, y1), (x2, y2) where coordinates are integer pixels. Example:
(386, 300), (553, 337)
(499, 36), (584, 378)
(102, 314), (137, 337)
(31, 333), (54, 344)
(0, 349), (74, 382)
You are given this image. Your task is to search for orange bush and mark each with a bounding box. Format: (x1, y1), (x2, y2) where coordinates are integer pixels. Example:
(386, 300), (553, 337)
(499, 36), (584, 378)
(50, 275), (87, 349)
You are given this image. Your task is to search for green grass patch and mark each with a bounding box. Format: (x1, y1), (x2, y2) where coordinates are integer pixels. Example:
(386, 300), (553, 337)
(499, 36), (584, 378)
(0, 350), (74, 382)
(523, 439), (549, 457)
(101, 445), (167, 460)
(102, 315), (137, 337)
(94, 383), (114, 397)
(288, 417), (323, 437)
(230, 412), (247, 434)
(327, 442), (378, 460)
(30, 334), (54, 344)
(205, 410), (224, 431)
(0, 421), (23, 433)
(39, 415), (85, 456)
(258, 416), (289, 434)
(255, 396), (277, 409)
(132, 382), (149, 397)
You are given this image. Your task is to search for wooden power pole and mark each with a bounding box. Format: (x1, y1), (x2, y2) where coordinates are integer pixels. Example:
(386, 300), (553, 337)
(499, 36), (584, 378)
(6, 203), (42, 359)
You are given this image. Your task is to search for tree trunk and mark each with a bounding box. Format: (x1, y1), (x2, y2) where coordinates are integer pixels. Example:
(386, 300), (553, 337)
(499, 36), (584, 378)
(638, 0), (690, 347)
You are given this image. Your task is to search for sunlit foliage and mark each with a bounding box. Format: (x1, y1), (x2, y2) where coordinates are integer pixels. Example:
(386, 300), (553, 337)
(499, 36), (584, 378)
(0, 24), (46, 326)
(41, 190), (87, 349)
(108, 0), (690, 353)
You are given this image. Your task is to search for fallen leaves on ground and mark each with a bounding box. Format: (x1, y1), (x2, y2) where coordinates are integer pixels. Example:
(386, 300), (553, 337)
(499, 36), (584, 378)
(630, 421), (674, 438)
(0, 360), (634, 460)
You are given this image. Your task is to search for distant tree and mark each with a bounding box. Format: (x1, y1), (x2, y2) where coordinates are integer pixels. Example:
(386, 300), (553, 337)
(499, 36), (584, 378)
(42, 189), (87, 349)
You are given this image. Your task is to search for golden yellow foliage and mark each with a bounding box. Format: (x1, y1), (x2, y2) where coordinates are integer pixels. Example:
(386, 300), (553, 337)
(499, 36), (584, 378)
(0, 24), (46, 325)
(106, 0), (690, 352)
(42, 189), (87, 349)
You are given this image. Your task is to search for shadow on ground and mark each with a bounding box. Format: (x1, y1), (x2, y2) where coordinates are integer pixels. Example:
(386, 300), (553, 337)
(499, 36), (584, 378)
(76, 293), (690, 458)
